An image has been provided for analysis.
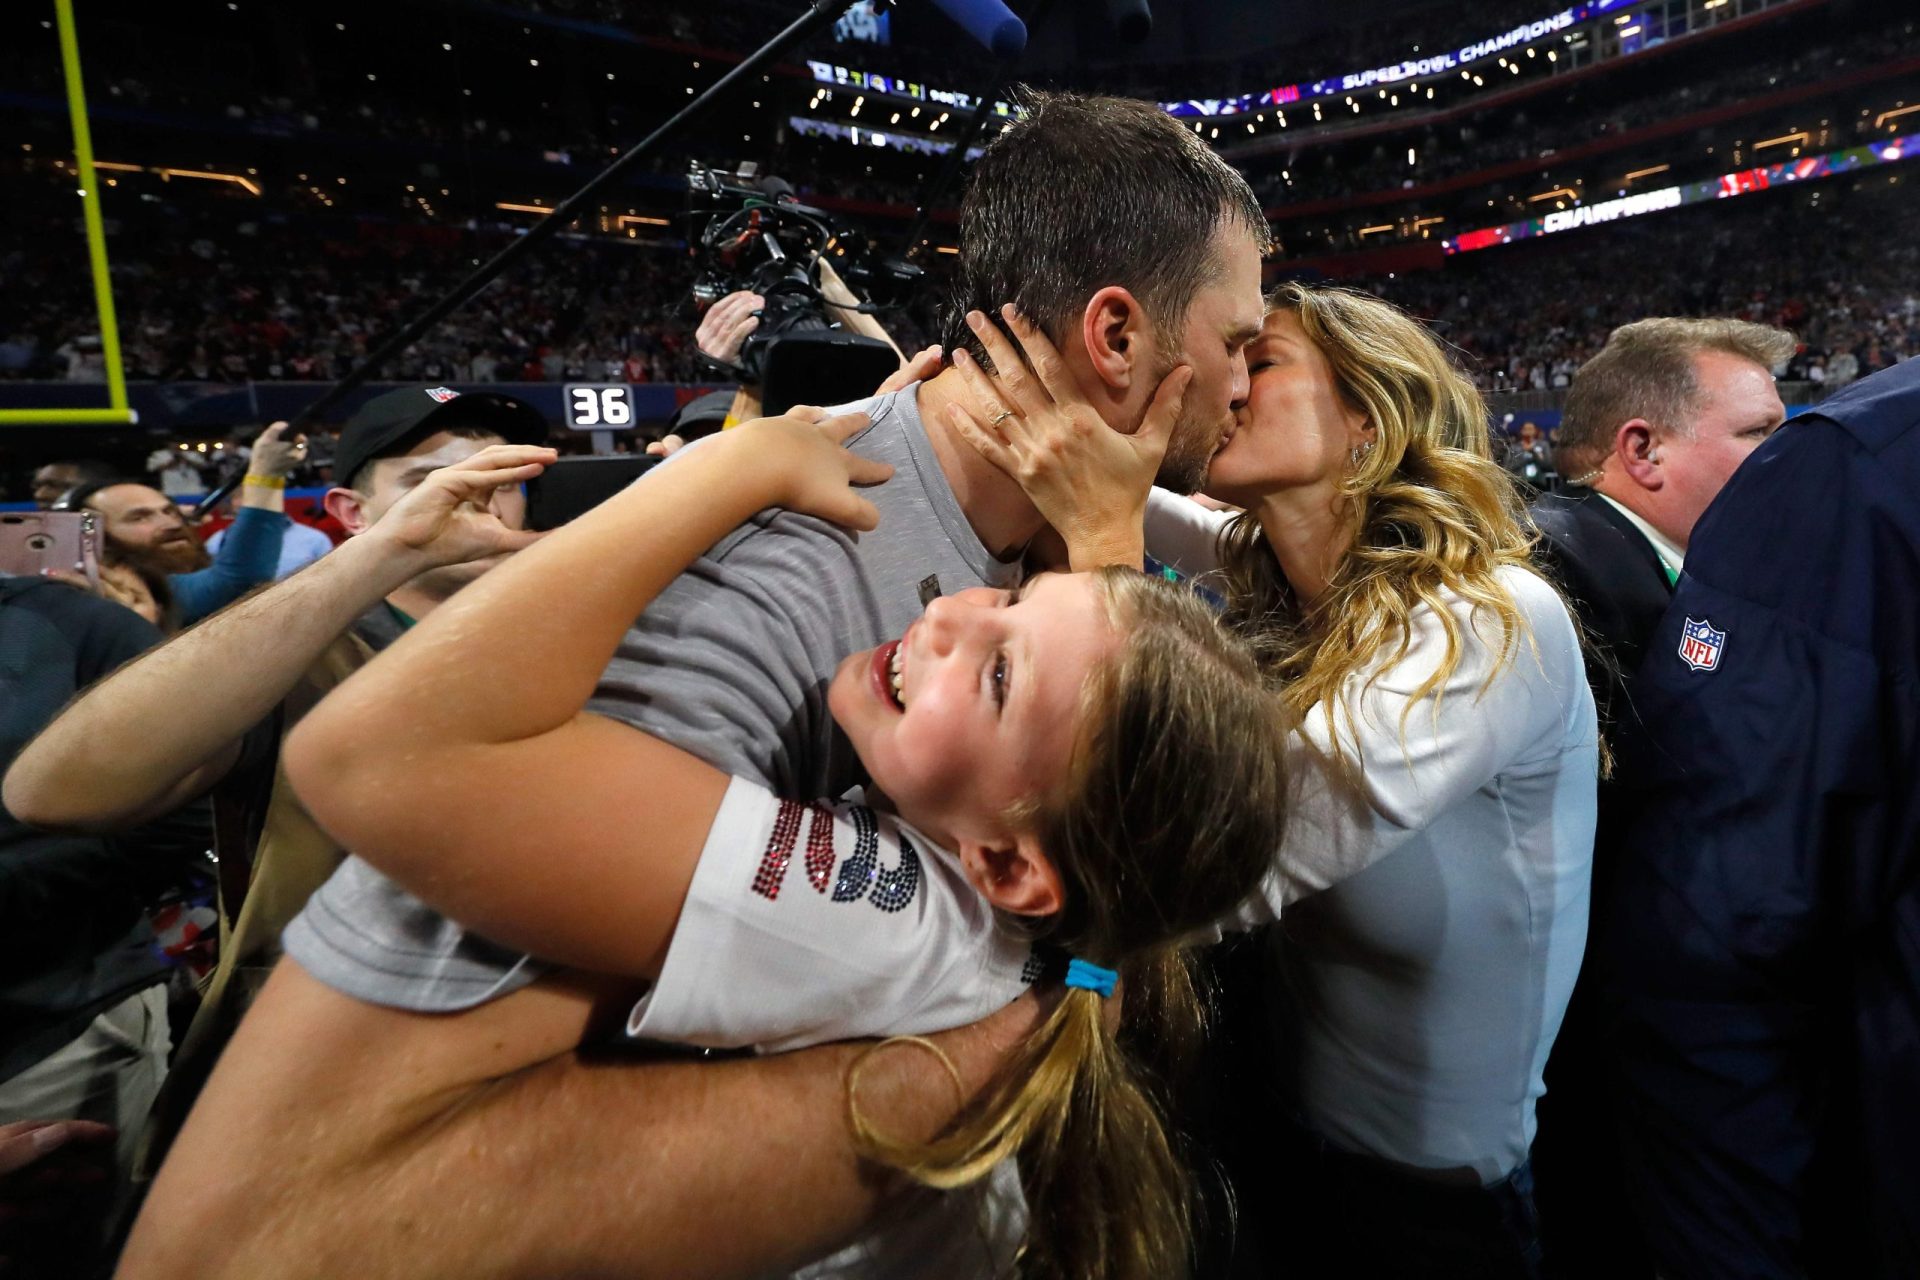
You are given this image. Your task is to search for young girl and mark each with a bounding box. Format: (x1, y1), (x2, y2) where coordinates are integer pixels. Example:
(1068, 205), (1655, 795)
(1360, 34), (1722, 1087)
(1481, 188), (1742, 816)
(283, 407), (1291, 1280)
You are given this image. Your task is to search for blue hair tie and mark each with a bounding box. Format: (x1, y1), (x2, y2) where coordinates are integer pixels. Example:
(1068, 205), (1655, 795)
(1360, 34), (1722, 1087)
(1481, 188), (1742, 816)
(1064, 958), (1118, 998)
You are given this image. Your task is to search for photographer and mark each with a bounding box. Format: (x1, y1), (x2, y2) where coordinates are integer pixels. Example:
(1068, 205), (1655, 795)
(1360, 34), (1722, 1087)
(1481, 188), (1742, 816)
(5, 387), (552, 1173)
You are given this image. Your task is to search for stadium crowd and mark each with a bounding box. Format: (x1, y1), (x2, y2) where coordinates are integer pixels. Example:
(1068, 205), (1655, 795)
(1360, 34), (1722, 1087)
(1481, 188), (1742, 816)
(1362, 177), (1920, 391)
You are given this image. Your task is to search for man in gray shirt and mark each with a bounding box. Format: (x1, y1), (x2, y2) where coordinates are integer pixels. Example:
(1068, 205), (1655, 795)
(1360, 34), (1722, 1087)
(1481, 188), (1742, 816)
(127, 92), (1270, 1279)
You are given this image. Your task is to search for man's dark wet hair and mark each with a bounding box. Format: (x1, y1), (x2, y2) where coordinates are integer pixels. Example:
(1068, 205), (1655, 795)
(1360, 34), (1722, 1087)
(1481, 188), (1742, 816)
(944, 90), (1271, 368)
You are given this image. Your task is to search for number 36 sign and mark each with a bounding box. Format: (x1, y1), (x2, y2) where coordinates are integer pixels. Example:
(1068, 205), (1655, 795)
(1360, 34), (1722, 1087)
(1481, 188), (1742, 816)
(564, 383), (635, 429)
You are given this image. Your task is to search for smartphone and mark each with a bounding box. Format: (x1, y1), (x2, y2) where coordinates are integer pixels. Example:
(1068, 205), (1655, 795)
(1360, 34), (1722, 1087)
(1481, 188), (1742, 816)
(0, 510), (102, 588)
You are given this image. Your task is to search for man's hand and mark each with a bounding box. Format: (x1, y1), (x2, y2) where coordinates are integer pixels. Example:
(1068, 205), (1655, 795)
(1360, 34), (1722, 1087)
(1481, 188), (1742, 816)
(361, 444), (556, 573)
(695, 291), (766, 369)
(248, 421), (307, 480)
(0, 1119), (115, 1274)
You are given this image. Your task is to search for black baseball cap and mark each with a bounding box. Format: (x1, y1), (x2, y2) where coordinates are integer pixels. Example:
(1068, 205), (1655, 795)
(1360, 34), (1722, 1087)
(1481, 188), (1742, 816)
(333, 386), (549, 489)
(669, 389), (736, 442)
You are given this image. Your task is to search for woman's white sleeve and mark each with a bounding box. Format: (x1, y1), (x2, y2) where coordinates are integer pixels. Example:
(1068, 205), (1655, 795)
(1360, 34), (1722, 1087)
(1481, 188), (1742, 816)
(1143, 488), (1234, 577)
(1234, 569), (1594, 923)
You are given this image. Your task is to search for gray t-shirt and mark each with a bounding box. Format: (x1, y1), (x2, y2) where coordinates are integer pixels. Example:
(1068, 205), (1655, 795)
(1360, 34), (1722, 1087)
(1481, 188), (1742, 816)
(283, 385), (1022, 1011)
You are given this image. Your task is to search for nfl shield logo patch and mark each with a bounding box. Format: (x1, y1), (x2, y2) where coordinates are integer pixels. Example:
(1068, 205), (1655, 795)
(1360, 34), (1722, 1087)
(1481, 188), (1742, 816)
(424, 386), (459, 403)
(1678, 617), (1726, 672)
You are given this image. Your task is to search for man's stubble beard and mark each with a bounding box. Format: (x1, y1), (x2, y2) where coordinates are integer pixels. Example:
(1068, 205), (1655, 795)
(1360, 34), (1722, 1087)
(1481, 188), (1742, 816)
(1153, 360), (1231, 496)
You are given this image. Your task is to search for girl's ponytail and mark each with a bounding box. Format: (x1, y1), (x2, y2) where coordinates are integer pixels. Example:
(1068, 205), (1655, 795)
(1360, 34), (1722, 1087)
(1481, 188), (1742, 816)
(850, 948), (1199, 1280)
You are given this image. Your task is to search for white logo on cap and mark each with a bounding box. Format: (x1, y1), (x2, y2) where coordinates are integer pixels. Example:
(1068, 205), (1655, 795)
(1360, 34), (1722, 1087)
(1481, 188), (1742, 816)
(425, 387), (460, 403)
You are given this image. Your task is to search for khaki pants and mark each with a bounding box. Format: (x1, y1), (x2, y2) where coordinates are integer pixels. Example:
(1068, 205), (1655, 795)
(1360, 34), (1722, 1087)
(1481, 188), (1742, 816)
(0, 986), (170, 1278)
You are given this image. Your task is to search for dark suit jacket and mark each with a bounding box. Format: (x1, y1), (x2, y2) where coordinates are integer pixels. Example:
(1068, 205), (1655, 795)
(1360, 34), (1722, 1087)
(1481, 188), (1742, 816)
(1525, 490), (1673, 1280)
(1528, 488), (1673, 725)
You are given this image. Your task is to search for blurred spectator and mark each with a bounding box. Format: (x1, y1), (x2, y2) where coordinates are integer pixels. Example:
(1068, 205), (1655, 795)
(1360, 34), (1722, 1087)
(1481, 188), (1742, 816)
(31, 459), (116, 509)
(0, 574), (211, 1279)
(63, 423), (303, 629)
(1502, 419), (1553, 490)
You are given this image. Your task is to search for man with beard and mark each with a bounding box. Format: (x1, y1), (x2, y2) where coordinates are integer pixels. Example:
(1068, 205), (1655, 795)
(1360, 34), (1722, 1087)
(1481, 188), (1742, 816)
(67, 423), (303, 629)
(121, 91), (1269, 1280)
(6, 387), (554, 1182)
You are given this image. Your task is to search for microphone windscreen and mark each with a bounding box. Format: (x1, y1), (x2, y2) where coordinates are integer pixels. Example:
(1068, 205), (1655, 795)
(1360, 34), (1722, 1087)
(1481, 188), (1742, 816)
(927, 0), (1027, 57)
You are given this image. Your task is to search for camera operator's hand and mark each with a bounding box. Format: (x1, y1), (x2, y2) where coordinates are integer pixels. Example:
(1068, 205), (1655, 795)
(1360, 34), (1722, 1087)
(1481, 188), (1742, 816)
(364, 444), (557, 573)
(876, 345), (944, 395)
(723, 406), (890, 532)
(695, 290), (766, 368)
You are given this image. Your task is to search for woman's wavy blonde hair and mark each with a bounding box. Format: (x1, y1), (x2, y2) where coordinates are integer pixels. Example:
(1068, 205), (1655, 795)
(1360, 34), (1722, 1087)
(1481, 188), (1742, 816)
(1217, 282), (1540, 755)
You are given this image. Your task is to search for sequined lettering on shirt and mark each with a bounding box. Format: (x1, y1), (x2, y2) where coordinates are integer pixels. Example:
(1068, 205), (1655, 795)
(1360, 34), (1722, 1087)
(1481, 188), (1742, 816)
(831, 806), (882, 902)
(749, 799), (806, 900)
(868, 833), (921, 914)
(804, 804), (837, 894)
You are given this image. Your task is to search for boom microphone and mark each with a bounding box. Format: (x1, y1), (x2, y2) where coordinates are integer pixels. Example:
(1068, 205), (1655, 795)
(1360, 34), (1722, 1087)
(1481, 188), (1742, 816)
(927, 0), (1027, 57)
(1105, 0), (1151, 44)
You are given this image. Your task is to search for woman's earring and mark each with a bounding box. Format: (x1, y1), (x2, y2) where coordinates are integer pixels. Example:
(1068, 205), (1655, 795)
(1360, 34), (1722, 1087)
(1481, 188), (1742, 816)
(1350, 439), (1377, 468)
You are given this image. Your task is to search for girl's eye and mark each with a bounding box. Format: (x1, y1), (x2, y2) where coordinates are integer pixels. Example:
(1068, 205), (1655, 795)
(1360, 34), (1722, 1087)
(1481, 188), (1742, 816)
(992, 652), (1009, 710)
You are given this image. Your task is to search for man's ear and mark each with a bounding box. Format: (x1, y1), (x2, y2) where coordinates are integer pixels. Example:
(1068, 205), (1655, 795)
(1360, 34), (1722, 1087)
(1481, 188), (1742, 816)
(957, 833), (1065, 918)
(322, 486), (374, 536)
(1080, 286), (1149, 394)
(1615, 419), (1663, 491)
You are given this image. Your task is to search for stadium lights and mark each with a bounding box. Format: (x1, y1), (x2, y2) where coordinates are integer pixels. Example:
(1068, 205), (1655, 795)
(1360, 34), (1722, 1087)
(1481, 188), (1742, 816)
(1529, 187), (1578, 202)
(1358, 224), (1393, 237)
(1548, 50), (1558, 61)
(1876, 105), (1920, 127)
(1624, 164), (1671, 181)
(497, 201), (551, 213)
(1473, 75), (1484, 85)
(1620, 25), (1641, 37)
(1615, 13), (1632, 23)
(142, 166), (263, 196)
(1757, 131), (1810, 151)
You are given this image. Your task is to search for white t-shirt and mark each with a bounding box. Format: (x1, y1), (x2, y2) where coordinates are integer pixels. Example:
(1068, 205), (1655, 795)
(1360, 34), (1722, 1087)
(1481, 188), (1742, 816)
(630, 777), (1038, 1280)
(629, 778), (1039, 1053)
(1147, 489), (1599, 1183)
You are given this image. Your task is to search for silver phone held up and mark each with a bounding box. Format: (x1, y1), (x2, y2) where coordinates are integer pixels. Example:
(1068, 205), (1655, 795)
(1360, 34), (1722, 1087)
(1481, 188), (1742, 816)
(0, 510), (102, 589)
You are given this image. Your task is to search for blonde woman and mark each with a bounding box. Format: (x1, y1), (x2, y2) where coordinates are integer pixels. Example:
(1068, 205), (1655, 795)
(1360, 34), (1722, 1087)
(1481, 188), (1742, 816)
(946, 285), (1598, 1278)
